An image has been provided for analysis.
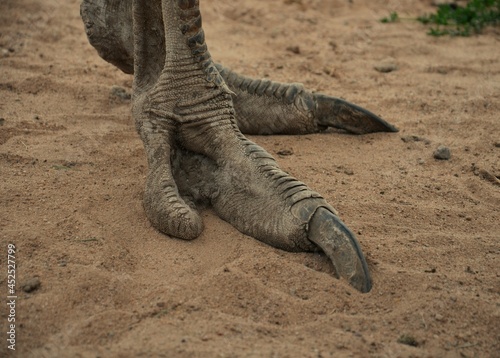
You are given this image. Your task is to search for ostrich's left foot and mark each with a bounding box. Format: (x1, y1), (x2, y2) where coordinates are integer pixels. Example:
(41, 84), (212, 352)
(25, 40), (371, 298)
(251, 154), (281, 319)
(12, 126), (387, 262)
(217, 64), (398, 135)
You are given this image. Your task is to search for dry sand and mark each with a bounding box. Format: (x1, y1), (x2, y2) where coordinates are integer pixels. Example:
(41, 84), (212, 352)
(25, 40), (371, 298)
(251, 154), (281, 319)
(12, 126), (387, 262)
(1, 0), (499, 357)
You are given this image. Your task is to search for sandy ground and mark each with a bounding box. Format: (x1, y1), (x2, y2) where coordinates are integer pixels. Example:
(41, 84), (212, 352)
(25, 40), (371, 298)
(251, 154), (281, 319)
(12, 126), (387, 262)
(1, 0), (499, 357)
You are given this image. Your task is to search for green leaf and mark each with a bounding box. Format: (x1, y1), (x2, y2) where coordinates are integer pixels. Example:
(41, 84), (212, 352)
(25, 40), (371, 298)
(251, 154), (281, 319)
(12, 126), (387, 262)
(380, 11), (399, 23)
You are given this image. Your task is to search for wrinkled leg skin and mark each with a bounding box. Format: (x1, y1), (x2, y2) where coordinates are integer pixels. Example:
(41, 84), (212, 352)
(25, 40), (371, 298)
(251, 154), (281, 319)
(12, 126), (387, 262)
(81, 0), (400, 293)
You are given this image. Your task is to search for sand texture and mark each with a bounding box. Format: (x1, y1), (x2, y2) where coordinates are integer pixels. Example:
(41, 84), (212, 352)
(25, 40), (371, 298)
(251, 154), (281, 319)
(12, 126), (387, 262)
(1, 0), (499, 357)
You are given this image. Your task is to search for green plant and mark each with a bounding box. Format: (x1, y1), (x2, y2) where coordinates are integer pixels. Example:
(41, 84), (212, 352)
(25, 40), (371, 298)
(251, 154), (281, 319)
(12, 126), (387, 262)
(419, 0), (500, 36)
(380, 11), (399, 23)
(380, 0), (500, 36)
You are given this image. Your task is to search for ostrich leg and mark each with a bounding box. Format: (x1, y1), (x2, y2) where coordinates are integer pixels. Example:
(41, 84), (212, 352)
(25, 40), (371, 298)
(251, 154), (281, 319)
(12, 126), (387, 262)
(81, 0), (397, 135)
(132, 0), (372, 292)
(130, 0), (201, 239)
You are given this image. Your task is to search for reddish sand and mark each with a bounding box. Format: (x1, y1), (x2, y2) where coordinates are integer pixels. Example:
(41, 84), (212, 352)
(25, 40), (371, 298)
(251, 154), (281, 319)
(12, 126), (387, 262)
(1, 0), (499, 357)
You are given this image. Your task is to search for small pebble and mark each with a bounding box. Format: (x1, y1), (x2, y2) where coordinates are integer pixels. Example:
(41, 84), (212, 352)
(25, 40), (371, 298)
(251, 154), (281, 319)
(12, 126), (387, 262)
(0, 118), (5, 126)
(433, 145), (451, 160)
(494, 141), (500, 148)
(21, 277), (41, 293)
(277, 149), (293, 156)
(374, 61), (398, 73)
(286, 46), (301, 54)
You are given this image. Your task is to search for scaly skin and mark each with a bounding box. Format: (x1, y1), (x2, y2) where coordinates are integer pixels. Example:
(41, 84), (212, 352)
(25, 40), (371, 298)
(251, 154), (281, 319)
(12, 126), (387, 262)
(81, 0), (398, 135)
(217, 65), (398, 134)
(77, 0), (396, 293)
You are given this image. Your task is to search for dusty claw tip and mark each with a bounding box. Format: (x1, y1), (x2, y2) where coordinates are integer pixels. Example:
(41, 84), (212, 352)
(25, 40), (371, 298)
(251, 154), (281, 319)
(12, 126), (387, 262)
(307, 207), (372, 293)
(314, 94), (398, 135)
